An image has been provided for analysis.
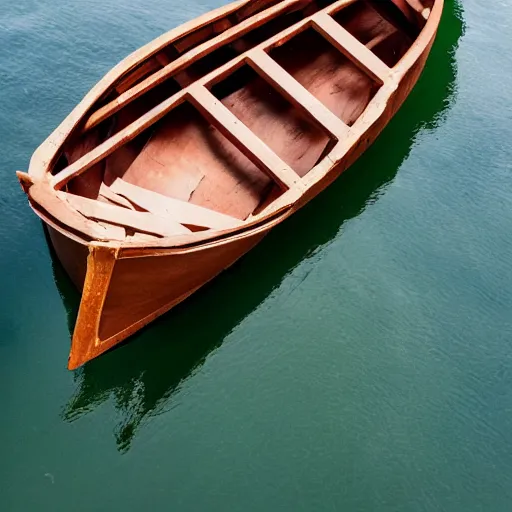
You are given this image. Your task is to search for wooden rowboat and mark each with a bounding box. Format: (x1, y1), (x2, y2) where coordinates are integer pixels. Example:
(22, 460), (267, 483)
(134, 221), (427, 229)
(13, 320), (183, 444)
(17, 0), (443, 369)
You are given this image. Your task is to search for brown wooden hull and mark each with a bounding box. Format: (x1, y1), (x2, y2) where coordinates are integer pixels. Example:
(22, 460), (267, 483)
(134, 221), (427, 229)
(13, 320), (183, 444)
(53, 36), (431, 370)
(18, 0), (443, 368)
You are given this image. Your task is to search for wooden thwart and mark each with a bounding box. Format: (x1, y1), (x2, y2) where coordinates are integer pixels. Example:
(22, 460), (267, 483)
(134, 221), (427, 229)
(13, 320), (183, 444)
(312, 12), (391, 84)
(61, 192), (191, 237)
(247, 49), (350, 139)
(188, 84), (301, 190)
(108, 178), (241, 230)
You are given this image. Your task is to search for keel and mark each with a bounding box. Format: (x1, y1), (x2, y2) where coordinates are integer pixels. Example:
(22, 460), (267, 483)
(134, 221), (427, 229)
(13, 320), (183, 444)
(68, 245), (118, 370)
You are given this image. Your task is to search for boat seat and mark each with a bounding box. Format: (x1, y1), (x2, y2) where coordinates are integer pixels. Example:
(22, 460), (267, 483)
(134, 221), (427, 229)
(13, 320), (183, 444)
(60, 192), (191, 237)
(108, 178), (241, 230)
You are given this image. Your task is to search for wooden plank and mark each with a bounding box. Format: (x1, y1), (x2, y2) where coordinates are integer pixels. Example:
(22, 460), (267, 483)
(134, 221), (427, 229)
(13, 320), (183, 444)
(115, 58), (162, 94)
(312, 12), (391, 84)
(246, 48), (350, 140)
(60, 192), (191, 237)
(99, 182), (136, 210)
(82, 0), (305, 133)
(108, 178), (241, 230)
(188, 85), (300, 190)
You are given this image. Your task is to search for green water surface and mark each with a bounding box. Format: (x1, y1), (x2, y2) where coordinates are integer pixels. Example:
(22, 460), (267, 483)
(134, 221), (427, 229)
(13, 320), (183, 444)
(2, 0), (512, 510)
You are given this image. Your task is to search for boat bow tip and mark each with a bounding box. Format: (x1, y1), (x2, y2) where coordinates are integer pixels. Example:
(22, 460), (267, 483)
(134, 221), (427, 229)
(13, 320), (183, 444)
(16, 171), (34, 194)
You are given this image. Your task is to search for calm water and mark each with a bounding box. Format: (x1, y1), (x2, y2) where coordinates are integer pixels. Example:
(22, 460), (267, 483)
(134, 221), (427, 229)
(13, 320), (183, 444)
(1, 1), (512, 510)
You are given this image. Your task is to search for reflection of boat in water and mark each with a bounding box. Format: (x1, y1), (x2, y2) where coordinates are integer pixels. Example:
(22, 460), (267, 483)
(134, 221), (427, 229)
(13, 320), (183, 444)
(55, 1), (464, 453)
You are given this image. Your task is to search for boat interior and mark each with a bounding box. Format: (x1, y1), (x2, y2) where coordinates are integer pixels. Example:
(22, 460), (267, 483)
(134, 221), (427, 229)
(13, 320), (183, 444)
(48, 0), (434, 241)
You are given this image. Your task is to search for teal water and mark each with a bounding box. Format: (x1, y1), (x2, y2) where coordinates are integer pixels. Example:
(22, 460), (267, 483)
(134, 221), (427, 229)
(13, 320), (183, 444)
(2, 1), (512, 510)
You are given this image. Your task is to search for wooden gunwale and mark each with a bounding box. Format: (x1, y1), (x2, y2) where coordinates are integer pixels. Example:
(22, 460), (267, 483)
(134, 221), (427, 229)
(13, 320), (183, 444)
(28, 0), (443, 253)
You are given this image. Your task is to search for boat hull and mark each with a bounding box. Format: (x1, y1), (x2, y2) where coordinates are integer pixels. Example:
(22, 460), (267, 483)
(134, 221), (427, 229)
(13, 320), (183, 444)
(20, 0), (444, 368)
(48, 31), (434, 370)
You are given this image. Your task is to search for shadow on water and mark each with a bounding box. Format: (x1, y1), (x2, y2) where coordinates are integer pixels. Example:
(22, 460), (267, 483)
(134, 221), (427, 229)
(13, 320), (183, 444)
(54, 2), (465, 453)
